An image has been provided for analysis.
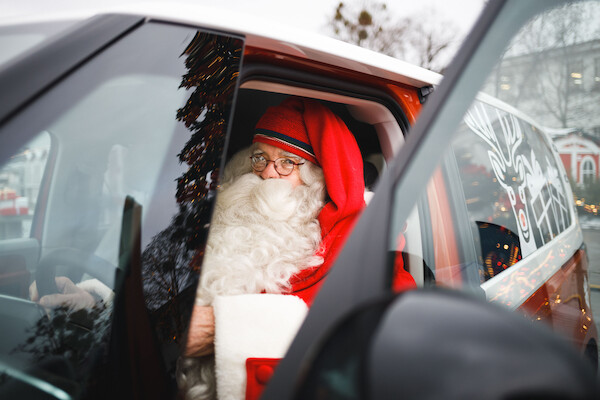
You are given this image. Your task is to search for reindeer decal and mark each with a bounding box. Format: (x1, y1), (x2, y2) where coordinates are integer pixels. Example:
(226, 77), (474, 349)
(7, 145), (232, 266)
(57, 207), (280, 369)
(463, 102), (571, 258)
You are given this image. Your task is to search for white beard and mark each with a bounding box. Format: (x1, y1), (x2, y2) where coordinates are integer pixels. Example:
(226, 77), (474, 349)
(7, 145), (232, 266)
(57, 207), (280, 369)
(178, 165), (324, 400)
(197, 173), (324, 304)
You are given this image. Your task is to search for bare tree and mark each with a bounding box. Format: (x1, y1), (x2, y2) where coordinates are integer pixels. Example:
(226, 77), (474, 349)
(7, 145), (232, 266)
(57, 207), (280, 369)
(328, 1), (461, 73)
(330, 1), (406, 57)
(489, 2), (600, 129)
(404, 8), (460, 72)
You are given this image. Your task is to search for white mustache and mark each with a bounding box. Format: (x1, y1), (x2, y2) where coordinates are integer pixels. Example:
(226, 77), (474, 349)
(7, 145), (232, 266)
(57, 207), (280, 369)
(217, 173), (305, 223)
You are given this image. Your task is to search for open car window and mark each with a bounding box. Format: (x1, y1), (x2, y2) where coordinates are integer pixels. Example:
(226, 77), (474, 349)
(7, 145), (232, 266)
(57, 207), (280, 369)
(264, 1), (600, 398)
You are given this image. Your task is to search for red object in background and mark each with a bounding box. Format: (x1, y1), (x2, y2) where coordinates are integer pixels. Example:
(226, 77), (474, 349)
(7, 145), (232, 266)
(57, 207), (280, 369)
(0, 188), (28, 215)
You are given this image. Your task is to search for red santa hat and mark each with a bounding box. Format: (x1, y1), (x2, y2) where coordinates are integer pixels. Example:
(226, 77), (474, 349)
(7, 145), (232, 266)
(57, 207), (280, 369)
(253, 97), (366, 304)
(253, 102), (318, 165)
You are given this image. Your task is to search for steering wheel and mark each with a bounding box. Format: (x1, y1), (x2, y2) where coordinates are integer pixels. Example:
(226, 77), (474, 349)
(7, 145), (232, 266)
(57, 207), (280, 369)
(35, 248), (117, 297)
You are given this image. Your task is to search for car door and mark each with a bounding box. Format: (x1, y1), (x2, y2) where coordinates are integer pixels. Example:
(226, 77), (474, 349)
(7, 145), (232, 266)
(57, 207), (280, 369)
(0, 16), (244, 398)
(263, 0), (600, 398)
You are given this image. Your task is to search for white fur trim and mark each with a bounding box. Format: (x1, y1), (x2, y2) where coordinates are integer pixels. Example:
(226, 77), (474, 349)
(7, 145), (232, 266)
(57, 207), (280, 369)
(212, 294), (308, 400)
(364, 190), (374, 204)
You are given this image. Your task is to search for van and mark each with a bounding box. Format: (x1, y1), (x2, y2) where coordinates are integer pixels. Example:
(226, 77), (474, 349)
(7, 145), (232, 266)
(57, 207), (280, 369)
(0, 1), (598, 399)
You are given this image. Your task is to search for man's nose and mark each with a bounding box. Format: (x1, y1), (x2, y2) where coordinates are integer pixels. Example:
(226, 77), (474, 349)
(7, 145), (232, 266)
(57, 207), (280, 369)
(260, 162), (280, 179)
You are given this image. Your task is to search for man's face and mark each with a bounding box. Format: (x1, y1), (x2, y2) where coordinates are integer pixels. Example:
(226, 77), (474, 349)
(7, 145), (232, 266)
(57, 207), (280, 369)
(252, 142), (304, 188)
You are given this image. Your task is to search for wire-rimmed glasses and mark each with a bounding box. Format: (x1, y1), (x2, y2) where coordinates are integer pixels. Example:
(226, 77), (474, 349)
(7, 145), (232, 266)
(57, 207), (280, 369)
(250, 154), (305, 176)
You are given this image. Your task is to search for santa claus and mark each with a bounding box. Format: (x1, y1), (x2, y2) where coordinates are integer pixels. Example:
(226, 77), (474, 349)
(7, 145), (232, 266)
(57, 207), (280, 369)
(176, 97), (414, 400)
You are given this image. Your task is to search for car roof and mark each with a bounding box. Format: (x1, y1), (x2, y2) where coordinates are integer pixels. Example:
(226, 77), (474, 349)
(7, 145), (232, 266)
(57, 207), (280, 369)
(0, 2), (442, 89)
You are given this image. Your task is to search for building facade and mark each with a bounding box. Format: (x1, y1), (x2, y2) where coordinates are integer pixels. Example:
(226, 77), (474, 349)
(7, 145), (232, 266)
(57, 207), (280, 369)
(553, 130), (600, 185)
(483, 38), (600, 136)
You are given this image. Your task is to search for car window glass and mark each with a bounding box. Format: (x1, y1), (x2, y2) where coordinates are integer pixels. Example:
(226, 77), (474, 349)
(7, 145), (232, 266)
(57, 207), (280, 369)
(450, 98), (572, 281)
(0, 21), (79, 66)
(0, 132), (50, 239)
(296, 301), (389, 400)
(390, 1), (600, 310)
(0, 22), (242, 396)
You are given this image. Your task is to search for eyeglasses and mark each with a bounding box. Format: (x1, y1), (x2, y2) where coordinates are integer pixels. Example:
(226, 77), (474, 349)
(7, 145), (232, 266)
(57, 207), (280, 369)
(250, 154), (305, 176)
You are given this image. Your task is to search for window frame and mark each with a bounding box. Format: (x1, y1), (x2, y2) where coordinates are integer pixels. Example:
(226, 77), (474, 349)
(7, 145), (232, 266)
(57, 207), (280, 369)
(234, 73), (428, 285)
(595, 57), (600, 90)
(581, 156), (597, 184)
(568, 58), (584, 92)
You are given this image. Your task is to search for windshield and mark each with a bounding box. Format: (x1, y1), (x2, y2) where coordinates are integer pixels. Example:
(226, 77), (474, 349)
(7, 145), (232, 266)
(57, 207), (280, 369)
(0, 20), (79, 66)
(0, 21), (242, 397)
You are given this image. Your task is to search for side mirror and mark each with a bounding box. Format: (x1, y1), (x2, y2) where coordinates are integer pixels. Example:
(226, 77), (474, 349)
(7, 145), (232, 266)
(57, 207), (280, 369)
(296, 289), (600, 400)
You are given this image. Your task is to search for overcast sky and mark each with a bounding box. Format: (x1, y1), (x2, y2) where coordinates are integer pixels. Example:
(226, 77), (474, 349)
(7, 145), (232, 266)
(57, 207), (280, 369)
(0, 0), (486, 35)
(0, 0), (486, 70)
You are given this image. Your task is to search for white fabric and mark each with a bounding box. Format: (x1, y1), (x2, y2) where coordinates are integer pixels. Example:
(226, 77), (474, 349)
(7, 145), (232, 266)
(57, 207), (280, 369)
(76, 278), (114, 304)
(364, 189), (374, 204)
(213, 294), (308, 400)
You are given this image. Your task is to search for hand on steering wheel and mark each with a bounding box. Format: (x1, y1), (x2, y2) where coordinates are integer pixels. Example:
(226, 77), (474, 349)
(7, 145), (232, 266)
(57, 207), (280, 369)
(30, 276), (97, 310)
